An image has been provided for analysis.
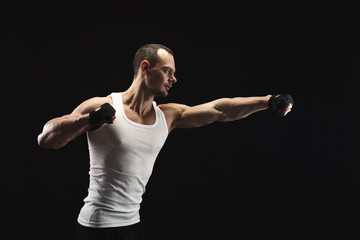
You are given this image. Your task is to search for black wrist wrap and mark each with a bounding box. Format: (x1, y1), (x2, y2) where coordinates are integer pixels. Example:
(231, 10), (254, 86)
(269, 94), (294, 116)
(89, 103), (116, 126)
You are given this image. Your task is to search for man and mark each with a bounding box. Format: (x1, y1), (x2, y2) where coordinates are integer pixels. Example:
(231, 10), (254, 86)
(38, 44), (293, 240)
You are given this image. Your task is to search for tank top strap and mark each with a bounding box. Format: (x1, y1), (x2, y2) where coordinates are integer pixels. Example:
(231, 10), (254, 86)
(153, 101), (169, 134)
(111, 92), (124, 112)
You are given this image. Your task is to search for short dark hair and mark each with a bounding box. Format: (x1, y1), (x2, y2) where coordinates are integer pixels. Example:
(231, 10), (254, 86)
(132, 44), (174, 76)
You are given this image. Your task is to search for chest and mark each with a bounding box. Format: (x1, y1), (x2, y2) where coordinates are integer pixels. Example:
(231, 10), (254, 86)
(123, 106), (156, 125)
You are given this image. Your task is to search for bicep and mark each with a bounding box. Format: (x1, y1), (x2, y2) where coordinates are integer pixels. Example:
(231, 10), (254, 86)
(161, 102), (221, 130)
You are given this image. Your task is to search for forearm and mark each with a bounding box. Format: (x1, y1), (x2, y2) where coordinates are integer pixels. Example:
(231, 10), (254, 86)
(37, 113), (90, 149)
(213, 95), (271, 122)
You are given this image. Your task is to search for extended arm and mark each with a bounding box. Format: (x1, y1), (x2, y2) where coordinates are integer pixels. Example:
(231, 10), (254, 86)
(37, 96), (115, 149)
(160, 94), (292, 132)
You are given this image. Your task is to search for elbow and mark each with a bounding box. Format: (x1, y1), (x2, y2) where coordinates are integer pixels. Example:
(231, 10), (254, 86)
(37, 122), (65, 149)
(37, 133), (51, 149)
(37, 133), (63, 150)
(213, 98), (238, 122)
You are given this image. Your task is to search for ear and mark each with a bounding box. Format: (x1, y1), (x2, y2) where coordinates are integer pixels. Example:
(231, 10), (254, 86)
(140, 60), (150, 75)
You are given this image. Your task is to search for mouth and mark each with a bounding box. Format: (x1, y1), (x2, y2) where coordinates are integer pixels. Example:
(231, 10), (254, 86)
(165, 85), (172, 91)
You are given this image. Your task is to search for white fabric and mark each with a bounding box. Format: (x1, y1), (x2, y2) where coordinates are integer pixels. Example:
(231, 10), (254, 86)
(78, 92), (168, 227)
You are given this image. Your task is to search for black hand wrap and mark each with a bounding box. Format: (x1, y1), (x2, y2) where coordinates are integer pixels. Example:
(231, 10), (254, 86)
(269, 94), (294, 116)
(89, 103), (116, 126)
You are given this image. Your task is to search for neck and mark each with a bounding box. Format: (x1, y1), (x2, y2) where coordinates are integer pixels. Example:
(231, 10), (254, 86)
(122, 77), (154, 116)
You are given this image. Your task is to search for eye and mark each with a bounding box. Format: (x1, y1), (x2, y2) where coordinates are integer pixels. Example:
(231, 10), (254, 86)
(163, 68), (172, 75)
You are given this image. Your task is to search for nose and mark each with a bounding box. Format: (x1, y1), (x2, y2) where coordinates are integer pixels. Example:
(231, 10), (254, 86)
(170, 75), (177, 84)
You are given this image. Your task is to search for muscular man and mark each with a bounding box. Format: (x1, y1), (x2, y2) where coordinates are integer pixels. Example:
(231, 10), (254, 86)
(38, 44), (293, 240)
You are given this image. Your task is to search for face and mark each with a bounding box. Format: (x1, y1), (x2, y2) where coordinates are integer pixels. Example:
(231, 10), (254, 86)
(145, 49), (177, 97)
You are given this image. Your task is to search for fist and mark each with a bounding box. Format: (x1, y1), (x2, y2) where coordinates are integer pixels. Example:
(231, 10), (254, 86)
(269, 94), (294, 117)
(89, 103), (116, 126)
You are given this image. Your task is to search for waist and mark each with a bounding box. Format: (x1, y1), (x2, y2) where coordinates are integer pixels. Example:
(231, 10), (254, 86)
(78, 173), (147, 227)
(87, 172), (148, 205)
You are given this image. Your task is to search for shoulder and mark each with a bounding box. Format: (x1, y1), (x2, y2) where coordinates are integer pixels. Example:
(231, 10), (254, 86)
(158, 103), (188, 115)
(158, 103), (190, 132)
(71, 94), (113, 115)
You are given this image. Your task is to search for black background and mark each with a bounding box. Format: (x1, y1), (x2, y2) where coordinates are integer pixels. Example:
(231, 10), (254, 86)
(3, 1), (359, 239)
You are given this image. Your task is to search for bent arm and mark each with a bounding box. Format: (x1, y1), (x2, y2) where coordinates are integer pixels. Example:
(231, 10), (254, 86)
(37, 96), (112, 149)
(37, 113), (91, 149)
(160, 95), (271, 131)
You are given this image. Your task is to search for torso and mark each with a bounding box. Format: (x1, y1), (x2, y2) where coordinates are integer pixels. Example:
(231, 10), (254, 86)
(78, 92), (169, 228)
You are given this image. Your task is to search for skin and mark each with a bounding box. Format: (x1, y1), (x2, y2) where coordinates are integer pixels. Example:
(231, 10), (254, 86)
(37, 48), (292, 149)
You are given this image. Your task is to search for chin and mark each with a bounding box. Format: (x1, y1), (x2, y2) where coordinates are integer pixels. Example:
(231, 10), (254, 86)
(160, 92), (169, 98)
(159, 89), (170, 97)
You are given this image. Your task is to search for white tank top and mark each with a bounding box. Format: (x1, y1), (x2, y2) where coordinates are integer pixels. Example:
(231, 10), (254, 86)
(78, 92), (168, 228)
